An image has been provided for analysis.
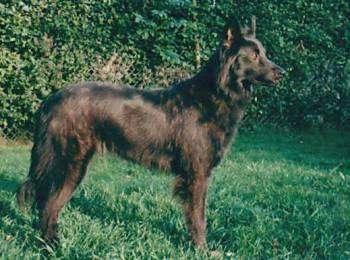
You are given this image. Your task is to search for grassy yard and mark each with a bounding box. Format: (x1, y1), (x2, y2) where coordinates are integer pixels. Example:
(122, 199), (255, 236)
(0, 129), (349, 259)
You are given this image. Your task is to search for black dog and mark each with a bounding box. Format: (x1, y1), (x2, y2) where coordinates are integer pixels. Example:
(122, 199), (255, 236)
(17, 17), (285, 249)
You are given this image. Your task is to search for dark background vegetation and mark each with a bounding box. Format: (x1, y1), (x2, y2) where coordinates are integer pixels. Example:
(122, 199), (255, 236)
(0, 0), (349, 138)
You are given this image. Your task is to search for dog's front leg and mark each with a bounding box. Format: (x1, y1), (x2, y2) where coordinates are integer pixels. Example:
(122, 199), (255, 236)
(185, 175), (208, 248)
(181, 174), (208, 249)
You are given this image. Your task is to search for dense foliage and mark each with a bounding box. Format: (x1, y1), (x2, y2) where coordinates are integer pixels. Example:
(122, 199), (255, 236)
(0, 0), (349, 137)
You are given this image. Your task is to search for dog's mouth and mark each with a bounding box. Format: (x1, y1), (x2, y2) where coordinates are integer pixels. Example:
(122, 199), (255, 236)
(254, 75), (283, 86)
(269, 78), (281, 85)
(242, 74), (283, 93)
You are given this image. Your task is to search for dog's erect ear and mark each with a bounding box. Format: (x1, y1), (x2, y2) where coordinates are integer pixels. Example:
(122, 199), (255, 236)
(244, 15), (256, 38)
(247, 16), (256, 37)
(222, 17), (242, 49)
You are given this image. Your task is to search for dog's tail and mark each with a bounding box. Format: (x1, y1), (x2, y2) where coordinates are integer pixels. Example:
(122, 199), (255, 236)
(17, 102), (57, 211)
(17, 132), (57, 211)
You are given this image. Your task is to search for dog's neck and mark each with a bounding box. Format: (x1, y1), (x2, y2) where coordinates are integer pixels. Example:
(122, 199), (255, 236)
(177, 50), (251, 127)
(191, 50), (251, 103)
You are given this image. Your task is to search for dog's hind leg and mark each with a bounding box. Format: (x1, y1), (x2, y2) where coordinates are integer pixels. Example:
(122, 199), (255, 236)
(38, 147), (94, 243)
(174, 174), (209, 249)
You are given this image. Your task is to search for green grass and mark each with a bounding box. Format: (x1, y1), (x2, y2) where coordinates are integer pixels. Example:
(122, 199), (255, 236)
(0, 128), (349, 259)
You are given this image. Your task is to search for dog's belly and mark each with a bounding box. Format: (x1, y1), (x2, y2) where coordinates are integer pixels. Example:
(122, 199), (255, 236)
(123, 146), (174, 172)
(103, 124), (175, 172)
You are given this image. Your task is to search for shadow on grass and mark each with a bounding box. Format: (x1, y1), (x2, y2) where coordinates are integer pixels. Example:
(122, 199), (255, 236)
(0, 175), (29, 243)
(0, 174), (54, 255)
(69, 185), (260, 251)
(233, 129), (350, 174)
(69, 187), (188, 248)
(0, 175), (21, 193)
(0, 194), (43, 253)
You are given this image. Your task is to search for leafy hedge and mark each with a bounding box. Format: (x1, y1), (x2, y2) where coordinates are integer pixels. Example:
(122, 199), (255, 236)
(0, 0), (349, 137)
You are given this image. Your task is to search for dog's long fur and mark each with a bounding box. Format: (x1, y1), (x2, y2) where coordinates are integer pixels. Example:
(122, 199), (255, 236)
(17, 17), (284, 248)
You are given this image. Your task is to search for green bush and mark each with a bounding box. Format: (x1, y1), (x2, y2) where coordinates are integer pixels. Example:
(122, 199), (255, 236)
(0, 1), (349, 137)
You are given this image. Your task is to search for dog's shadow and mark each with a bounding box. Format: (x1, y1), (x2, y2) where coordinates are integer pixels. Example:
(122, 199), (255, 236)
(69, 185), (256, 251)
(0, 175), (21, 194)
(70, 186), (191, 249)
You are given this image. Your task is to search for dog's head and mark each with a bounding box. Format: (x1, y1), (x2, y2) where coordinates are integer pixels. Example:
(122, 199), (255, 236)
(219, 16), (285, 92)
